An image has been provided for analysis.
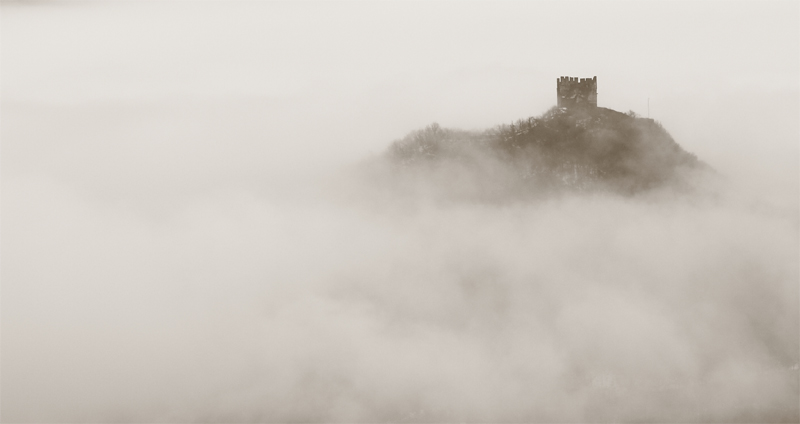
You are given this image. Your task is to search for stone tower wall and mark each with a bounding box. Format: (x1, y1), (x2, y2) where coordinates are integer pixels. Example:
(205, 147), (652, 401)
(557, 76), (597, 107)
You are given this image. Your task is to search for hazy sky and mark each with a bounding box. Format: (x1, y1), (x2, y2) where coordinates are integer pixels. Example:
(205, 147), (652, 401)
(4, 1), (798, 102)
(2, 2), (799, 422)
(3, 1), (798, 189)
(2, 1), (800, 181)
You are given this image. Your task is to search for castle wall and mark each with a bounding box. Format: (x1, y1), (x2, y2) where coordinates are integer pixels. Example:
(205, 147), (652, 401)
(557, 76), (597, 107)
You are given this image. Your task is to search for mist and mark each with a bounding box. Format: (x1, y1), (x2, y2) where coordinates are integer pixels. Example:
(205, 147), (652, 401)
(2, 1), (798, 422)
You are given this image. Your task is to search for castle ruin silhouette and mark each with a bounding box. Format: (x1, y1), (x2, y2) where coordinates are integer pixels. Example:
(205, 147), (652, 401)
(557, 76), (597, 108)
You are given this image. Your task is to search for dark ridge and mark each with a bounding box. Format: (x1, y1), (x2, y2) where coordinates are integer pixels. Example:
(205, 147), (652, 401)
(386, 106), (711, 198)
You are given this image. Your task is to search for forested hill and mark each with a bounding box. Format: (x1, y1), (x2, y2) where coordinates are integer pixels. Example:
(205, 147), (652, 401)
(386, 106), (710, 198)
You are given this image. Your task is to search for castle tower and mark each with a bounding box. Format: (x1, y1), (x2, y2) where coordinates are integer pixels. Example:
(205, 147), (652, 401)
(557, 76), (597, 108)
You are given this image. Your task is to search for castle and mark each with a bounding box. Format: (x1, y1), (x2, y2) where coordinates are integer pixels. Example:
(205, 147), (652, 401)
(557, 76), (597, 108)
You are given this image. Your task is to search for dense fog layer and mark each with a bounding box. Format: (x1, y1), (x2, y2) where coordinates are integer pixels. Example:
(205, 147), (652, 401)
(3, 99), (798, 422)
(2, 1), (798, 422)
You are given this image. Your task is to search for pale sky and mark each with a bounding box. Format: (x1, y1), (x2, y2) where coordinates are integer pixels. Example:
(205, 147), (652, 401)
(1, 1), (798, 201)
(3, 1), (798, 104)
(3, 1), (798, 190)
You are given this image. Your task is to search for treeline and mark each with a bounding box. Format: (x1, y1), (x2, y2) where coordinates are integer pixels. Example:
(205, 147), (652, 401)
(386, 106), (708, 195)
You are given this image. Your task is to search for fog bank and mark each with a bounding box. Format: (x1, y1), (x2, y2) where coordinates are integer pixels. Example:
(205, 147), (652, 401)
(3, 107), (798, 421)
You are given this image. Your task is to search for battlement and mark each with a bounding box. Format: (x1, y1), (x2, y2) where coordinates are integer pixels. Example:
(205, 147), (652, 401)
(557, 76), (597, 108)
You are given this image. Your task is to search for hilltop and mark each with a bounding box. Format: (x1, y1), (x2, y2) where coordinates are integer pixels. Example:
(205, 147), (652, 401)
(384, 106), (711, 200)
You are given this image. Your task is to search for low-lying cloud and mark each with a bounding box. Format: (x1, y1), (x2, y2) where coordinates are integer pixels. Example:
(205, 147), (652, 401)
(3, 104), (797, 422)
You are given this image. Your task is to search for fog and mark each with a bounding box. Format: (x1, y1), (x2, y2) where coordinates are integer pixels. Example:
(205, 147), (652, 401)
(2, 1), (798, 422)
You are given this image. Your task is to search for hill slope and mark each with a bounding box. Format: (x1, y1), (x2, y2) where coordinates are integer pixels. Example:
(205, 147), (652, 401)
(386, 106), (710, 199)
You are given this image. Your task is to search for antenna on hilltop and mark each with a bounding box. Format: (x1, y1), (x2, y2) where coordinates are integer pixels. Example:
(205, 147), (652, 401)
(647, 97), (650, 118)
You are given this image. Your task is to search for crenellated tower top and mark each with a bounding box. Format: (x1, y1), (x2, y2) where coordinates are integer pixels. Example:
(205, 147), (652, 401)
(557, 76), (597, 108)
